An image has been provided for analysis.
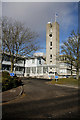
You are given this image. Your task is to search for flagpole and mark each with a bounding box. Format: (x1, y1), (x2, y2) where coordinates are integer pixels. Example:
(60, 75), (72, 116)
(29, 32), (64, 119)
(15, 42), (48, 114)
(55, 13), (58, 22)
(55, 13), (56, 22)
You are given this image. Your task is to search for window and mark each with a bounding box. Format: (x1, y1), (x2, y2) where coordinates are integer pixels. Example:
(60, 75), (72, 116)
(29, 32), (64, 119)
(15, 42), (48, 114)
(32, 67), (36, 74)
(60, 63), (66, 67)
(16, 67), (24, 71)
(50, 54), (52, 59)
(50, 67), (52, 69)
(43, 67), (48, 73)
(49, 72), (52, 74)
(49, 34), (52, 37)
(50, 23), (52, 28)
(15, 67), (19, 71)
(39, 60), (41, 64)
(39, 59), (41, 64)
(50, 61), (52, 63)
(19, 67), (24, 71)
(17, 60), (23, 64)
(26, 67), (30, 73)
(37, 67), (42, 74)
(38, 58), (41, 64)
(32, 59), (35, 64)
(55, 72), (58, 75)
(2, 65), (10, 71)
(50, 42), (52, 46)
(60, 69), (66, 73)
(50, 47), (52, 49)
(49, 72), (54, 74)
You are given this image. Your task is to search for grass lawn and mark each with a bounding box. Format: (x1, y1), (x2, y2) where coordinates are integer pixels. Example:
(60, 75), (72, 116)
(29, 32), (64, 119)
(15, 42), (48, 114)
(51, 78), (79, 87)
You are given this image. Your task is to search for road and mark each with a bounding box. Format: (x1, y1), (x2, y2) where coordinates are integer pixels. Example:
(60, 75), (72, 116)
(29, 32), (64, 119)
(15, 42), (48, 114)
(2, 78), (80, 119)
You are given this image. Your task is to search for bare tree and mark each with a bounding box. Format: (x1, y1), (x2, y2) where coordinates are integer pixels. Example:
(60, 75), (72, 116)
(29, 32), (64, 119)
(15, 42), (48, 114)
(2, 17), (39, 72)
(61, 30), (80, 80)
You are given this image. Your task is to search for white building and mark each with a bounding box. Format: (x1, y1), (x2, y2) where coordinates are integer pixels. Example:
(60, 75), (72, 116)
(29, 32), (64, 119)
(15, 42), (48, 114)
(24, 54), (76, 79)
(1, 52), (25, 77)
(24, 56), (47, 78)
(1, 52), (76, 78)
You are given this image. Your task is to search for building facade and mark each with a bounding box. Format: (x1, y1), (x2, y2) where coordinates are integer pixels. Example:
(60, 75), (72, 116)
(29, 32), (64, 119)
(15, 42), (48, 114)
(24, 54), (76, 79)
(1, 52), (25, 77)
(1, 21), (77, 78)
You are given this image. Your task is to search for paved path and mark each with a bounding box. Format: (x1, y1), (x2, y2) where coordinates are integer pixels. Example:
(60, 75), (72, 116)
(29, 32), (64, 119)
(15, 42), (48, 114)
(2, 78), (80, 119)
(2, 86), (23, 103)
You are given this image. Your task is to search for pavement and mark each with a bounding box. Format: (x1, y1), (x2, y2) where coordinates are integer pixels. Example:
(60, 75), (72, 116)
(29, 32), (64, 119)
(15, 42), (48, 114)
(0, 78), (79, 104)
(0, 85), (23, 103)
(2, 79), (80, 119)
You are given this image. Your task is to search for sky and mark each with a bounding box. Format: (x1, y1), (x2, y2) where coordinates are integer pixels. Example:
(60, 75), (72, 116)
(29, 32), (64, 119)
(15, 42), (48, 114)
(2, 2), (78, 54)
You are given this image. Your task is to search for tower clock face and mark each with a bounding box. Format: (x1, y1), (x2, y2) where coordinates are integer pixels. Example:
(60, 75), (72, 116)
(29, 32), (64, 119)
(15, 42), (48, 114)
(49, 34), (52, 37)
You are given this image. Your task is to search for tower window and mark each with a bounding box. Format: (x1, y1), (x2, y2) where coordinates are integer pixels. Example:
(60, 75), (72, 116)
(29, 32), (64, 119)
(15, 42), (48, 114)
(49, 34), (52, 37)
(50, 54), (52, 59)
(50, 47), (52, 49)
(50, 23), (52, 28)
(50, 42), (52, 46)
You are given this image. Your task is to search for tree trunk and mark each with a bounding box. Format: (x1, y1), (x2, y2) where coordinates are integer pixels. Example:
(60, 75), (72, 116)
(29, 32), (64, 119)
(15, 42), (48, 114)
(71, 60), (73, 77)
(10, 57), (14, 73)
(76, 67), (79, 80)
(76, 36), (79, 80)
(11, 62), (13, 73)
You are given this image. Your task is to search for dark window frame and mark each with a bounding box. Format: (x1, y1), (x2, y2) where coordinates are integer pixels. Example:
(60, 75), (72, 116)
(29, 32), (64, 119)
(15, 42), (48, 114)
(50, 54), (52, 59)
(50, 42), (52, 46)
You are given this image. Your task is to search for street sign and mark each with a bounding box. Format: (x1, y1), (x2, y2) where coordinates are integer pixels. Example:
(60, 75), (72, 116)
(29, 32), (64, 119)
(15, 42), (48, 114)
(49, 75), (50, 79)
(55, 76), (58, 79)
(10, 73), (14, 76)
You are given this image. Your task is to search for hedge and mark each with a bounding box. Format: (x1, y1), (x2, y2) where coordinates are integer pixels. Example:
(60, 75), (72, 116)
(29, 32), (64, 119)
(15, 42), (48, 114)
(2, 71), (22, 91)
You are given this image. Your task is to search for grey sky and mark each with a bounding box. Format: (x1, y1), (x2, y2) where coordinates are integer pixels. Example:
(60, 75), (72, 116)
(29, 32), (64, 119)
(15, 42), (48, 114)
(2, 0), (79, 2)
(2, 2), (78, 53)
(2, 2), (78, 30)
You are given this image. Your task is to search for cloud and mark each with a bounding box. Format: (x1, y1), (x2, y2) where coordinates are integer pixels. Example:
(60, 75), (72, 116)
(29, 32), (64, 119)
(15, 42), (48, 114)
(2, 2), (78, 53)
(2, 2), (78, 31)
(58, 3), (78, 31)
(2, 0), (79, 2)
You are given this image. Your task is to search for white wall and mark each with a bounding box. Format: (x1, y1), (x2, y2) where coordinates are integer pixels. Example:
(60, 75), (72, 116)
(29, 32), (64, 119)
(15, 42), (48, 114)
(25, 58), (38, 67)
(25, 57), (45, 67)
